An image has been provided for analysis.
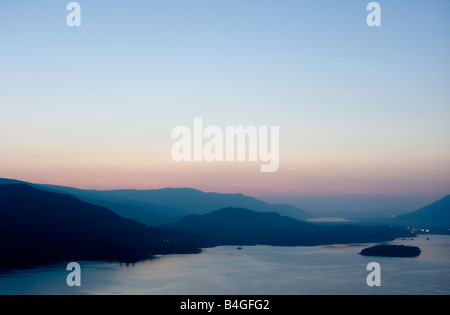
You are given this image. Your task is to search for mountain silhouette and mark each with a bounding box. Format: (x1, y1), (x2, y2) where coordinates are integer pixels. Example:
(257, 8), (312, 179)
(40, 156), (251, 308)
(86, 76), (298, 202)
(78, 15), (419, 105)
(0, 178), (313, 225)
(165, 207), (411, 247)
(392, 195), (450, 228)
(0, 184), (199, 268)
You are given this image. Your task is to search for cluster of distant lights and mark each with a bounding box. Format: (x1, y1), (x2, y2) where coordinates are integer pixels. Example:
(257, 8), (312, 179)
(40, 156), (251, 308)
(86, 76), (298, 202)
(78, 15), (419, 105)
(407, 227), (430, 233)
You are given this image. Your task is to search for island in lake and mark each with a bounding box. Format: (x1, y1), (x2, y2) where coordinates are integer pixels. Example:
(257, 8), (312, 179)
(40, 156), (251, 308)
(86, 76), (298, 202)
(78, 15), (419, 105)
(359, 245), (421, 258)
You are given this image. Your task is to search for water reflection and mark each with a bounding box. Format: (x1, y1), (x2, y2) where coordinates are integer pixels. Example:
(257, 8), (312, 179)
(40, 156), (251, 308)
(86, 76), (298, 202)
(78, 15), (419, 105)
(1, 235), (449, 295)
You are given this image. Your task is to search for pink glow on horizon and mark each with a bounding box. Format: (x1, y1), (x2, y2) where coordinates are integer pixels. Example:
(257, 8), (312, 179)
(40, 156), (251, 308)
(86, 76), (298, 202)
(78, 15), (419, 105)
(2, 158), (449, 199)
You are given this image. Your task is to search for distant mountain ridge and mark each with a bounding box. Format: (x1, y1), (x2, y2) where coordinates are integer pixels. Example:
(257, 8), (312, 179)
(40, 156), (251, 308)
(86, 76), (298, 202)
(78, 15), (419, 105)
(0, 178), (313, 226)
(1, 178), (448, 230)
(392, 195), (450, 228)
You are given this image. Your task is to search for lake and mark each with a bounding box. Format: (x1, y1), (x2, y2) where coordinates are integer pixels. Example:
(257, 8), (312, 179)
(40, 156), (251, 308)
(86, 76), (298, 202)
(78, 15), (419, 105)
(1, 234), (449, 295)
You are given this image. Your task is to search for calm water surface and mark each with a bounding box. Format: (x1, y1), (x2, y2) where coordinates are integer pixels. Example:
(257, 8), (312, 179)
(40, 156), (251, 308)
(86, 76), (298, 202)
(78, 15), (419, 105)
(1, 235), (449, 295)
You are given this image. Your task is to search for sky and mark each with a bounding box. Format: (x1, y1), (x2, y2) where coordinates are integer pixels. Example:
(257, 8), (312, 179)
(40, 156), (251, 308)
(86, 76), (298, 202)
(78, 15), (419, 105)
(0, 1), (449, 212)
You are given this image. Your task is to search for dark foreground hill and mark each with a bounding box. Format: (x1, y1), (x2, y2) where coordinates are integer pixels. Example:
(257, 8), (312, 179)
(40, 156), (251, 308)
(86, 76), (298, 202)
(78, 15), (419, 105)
(0, 184), (200, 268)
(165, 208), (412, 247)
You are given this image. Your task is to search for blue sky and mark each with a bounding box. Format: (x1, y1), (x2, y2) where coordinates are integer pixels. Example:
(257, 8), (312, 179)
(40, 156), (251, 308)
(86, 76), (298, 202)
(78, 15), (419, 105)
(0, 1), (449, 211)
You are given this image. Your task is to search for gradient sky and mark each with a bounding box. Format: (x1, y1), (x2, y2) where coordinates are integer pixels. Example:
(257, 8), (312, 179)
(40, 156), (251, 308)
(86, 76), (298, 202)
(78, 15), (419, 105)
(1, 1), (449, 211)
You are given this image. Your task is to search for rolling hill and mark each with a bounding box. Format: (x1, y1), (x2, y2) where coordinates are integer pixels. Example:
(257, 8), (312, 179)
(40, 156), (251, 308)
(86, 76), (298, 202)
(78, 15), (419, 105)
(0, 178), (313, 225)
(0, 184), (200, 268)
(165, 207), (411, 247)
